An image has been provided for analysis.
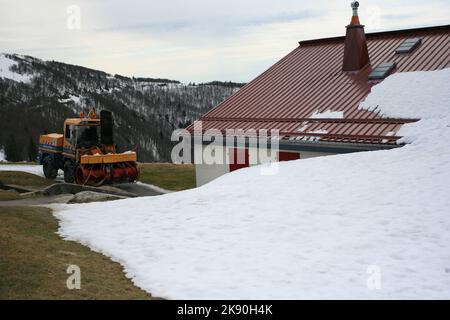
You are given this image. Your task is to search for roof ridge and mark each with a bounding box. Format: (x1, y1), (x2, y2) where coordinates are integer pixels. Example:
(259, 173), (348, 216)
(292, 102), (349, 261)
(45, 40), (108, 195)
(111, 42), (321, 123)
(200, 116), (418, 124)
(299, 24), (450, 46)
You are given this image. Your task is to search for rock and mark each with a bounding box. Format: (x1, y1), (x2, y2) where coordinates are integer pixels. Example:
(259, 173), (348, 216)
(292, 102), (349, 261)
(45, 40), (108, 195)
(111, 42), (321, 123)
(4, 189), (19, 194)
(67, 191), (126, 204)
(19, 191), (40, 199)
(41, 183), (137, 198)
(98, 185), (138, 197)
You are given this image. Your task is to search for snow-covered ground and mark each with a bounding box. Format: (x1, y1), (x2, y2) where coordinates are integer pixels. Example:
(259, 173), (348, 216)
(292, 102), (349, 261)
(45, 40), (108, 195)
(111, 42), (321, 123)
(0, 164), (64, 178)
(0, 54), (33, 83)
(54, 69), (450, 299)
(0, 164), (45, 177)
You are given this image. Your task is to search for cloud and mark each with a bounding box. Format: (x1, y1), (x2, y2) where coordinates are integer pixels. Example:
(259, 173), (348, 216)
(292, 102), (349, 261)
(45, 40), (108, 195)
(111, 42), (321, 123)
(240, 10), (319, 26)
(0, 0), (449, 82)
(93, 10), (317, 33)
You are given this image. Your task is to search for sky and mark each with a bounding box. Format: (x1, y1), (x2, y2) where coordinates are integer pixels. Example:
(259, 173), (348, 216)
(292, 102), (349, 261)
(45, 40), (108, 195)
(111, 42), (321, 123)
(1, 0), (449, 83)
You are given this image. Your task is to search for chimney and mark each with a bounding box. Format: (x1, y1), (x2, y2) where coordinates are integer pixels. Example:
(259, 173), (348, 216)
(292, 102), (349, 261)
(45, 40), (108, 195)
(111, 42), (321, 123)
(342, 1), (370, 71)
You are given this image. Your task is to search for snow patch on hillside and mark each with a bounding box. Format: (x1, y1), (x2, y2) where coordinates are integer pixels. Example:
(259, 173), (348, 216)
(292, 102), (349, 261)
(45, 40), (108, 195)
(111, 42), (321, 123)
(54, 69), (450, 299)
(58, 95), (82, 105)
(0, 54), (33, 83)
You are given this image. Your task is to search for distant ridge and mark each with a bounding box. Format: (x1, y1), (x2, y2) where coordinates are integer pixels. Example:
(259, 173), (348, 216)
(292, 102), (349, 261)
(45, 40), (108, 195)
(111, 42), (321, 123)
(0, 53), (244, 162)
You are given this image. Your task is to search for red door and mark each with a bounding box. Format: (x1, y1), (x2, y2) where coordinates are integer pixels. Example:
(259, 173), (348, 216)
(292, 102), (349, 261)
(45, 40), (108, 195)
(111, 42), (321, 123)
(229, 148), (249, 172)
(278, 151), (300, 162)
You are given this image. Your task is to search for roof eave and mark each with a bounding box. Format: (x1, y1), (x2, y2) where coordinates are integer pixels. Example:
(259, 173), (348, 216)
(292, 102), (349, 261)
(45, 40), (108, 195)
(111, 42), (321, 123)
(278, 139), (403, 154)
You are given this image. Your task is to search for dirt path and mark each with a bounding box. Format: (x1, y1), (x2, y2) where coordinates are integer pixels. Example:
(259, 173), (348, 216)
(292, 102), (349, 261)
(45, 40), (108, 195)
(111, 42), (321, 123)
(0, 195), (74, 207)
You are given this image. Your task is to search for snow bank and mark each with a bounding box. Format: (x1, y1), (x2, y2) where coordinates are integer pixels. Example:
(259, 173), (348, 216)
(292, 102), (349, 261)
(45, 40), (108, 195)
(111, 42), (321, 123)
(360, 69), (450, 145)
(54, 69), (450, 299)
(0, 54), (33, 83)
(0, 164), (45, 176)
(0, 164), (63, 178)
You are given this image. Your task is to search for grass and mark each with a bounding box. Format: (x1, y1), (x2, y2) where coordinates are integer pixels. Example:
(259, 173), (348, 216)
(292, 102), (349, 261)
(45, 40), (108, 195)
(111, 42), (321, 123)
(0, 190), (22, 201)
(0, 171), (54, 188)
(0, 206), (154, 300)
(0, 163), (193, 299)
(0, 162), (197, 191)
(0, 190), (42, 202)
(0, 171), (51, 201)
(138, 163), (196, 191)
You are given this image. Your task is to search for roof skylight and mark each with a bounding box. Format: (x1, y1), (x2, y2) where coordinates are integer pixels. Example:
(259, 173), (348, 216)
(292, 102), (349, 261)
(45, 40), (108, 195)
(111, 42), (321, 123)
(396, 38), (422, 54)
(368, 62), (397, 80)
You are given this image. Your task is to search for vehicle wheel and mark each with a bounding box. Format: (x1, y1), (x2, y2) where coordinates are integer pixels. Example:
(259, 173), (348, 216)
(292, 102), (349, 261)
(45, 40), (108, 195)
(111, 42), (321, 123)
(43, 157), (58, 180)
(64, 161), (75, 183)
(74, 164), (86, 185)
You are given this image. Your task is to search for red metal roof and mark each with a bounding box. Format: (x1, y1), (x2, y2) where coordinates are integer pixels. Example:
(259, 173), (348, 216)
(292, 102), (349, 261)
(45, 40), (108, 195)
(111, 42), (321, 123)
(189, 25), (450, 145)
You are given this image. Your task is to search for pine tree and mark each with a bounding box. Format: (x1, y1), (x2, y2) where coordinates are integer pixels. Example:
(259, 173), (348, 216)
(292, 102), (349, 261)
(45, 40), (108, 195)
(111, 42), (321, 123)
(27, 136), (37, 162)
(5, 135), (21, 162)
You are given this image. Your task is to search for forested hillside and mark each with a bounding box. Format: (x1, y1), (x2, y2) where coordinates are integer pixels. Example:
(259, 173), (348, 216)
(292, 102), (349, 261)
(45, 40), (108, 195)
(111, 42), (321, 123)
(0, 53), (243, 162)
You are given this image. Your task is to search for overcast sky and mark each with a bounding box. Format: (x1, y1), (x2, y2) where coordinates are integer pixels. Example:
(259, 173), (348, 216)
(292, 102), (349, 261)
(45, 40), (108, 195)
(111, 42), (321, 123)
(1, 0), (449, 83)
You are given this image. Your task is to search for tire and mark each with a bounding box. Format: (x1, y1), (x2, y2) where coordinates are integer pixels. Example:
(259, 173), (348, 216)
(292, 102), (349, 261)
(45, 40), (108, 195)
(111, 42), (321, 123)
(43, 157), (58, 180)
(74, 164), (86, 185)
(63, 161), (75, 183)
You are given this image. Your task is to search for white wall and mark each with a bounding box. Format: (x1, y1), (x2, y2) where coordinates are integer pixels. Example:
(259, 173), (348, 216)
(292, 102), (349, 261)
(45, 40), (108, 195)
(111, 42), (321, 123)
(195, 163), (230, 187)
(194, 145), (337, 187)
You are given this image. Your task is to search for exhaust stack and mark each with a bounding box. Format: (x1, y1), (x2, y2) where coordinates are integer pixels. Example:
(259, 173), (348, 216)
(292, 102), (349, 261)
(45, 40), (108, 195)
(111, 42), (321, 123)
(343, 1), (370, 71)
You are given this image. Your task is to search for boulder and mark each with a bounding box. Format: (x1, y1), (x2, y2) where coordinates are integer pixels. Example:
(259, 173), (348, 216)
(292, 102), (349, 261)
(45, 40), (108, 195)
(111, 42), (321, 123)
(41, 183), (137, 197)
(68, 191), (126, 204)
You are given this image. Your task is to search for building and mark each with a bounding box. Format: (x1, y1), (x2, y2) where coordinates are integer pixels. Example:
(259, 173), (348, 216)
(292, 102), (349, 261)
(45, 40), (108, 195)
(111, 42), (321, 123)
(188, 3), (450, 186)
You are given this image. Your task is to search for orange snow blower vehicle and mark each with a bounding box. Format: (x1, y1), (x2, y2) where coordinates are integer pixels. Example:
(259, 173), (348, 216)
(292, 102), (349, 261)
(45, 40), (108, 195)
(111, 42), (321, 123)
(38, 109), (139, 186)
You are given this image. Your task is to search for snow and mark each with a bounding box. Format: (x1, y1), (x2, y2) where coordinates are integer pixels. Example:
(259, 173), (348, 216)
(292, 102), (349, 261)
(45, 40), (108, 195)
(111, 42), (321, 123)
(58, 95), (81, 104)
(294, 128), (329, 141)
(296, 122), (309, 132)
(359, 69), (450, 145)
(135, 181), (172, 195)
(311, 109), (344, 119)
(0, 148), (5, 162)
(0, 164), (45, 177)
(0, 54), (33, 83)
(305, 128), (328, 141)
(0, 164), (63, 177)
(53, 69), (450, 299)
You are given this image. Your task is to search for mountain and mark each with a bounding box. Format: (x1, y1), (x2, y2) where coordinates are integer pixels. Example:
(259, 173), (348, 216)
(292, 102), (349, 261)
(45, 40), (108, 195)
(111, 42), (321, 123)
(0, 53), (244, 162)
